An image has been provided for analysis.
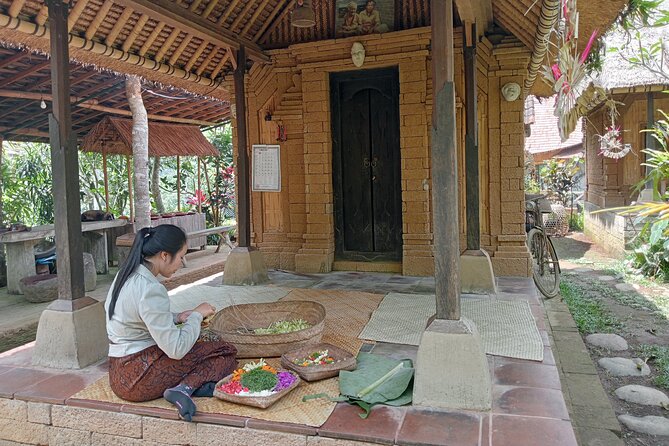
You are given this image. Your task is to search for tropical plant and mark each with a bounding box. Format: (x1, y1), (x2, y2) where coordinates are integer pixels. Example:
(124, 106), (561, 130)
(538, 157), (583, 206)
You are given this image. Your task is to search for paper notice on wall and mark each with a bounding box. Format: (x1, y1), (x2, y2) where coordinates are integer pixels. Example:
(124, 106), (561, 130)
(252, 144), (281, 192)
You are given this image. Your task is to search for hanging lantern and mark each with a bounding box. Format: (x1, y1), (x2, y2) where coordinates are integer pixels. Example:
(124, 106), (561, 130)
(292, 0), (315, 28)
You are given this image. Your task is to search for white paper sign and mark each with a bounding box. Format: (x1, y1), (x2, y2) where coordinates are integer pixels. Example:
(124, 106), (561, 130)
(252, 144), (281, 192)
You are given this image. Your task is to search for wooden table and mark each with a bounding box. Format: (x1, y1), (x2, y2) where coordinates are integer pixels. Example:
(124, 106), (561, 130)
(0, 219), (127, 294)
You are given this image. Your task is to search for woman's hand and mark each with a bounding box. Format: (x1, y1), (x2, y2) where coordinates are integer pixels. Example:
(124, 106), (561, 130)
(176, 310), (193, 324)
(194, 302), (216, 318)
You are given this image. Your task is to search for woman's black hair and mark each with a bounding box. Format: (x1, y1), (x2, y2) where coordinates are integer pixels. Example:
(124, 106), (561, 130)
(107, 224), (187, 319)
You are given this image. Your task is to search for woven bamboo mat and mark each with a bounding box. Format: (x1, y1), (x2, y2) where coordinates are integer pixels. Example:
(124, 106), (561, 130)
(71, 362), (339, 426)
(72, 289), (385, 426)
(280, 288), (385, 356)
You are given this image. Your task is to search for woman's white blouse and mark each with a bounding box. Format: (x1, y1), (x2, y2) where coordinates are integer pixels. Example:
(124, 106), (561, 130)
(104, 264), (203, 359)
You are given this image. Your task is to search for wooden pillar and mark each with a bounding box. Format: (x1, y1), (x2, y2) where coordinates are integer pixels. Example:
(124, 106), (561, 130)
(431, 0), (460, 320)
(102, 152), (110, 213)
(176, 156), (181, 212)
(234, 45), (251, 247)
(197, 157), (202, 214)
(646, 93), (656, 177)
(0, 134), (4, 226)
(46, 0), (87, 307)
(464, 23), (479, 251)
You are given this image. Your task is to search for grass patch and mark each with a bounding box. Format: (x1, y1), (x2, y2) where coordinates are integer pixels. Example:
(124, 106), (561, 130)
(559, 279), (622, 334)
(637, 345), (669, 391)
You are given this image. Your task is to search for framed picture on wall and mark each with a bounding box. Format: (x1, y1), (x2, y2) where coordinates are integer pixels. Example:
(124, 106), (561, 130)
(334, 0), (394, 38)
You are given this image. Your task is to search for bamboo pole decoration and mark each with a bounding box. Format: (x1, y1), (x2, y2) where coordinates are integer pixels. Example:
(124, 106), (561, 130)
(127, 155), (134, 222)
(197, 157), (202, 214)
(103, 152), (110, 213)
(176, 155), (181, 212)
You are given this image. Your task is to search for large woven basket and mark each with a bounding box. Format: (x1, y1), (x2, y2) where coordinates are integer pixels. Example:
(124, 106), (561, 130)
(281, 343), (357, 381)
(213, 370), (301, 409)
(209, 301), (326, 358)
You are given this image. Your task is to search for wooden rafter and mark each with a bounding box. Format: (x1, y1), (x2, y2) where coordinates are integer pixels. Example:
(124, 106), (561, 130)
(257, 0), (295, 43)
(73, 77), (122, 100)
(202, 0), (219, 19)
(8, 0), (26, 18)
(0, 51), (25, 69)
(85, 0), (114, 40)
(185, 40), (208, 72)
(106, 8), (134, 46)
(155, 29), (180, 62)
(0, 61), (50, 88)
(241, 0), (271, 37)
(229, 0), (256, 33)
(0, 126), (49, 138)
(210, 50), (231, 79)
(217, 0), (242, 25)
(196, 46), (218, 75)
(112, 0), (268, 62)
(189, 0), (203, 12)
(168, 34), (192, 65)
(67, 0), (89, 31)
(122, 13), (150, 52)
(139, 21), (166, 56)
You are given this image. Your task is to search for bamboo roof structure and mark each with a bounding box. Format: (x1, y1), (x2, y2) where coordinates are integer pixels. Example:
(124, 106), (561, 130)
(0, 0), (628, 109)
(80, 116), (219, 157)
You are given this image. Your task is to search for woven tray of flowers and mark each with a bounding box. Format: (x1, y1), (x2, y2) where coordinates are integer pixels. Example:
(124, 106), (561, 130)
(209, 301), (325, 358)
(281, 343), (357, 382)
(213, 359), (301, 409)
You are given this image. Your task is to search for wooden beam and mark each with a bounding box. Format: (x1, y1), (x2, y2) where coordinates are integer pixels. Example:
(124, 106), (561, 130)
(241, 0), (271, 37)
(196, 45), (218, 75)
(139, 21), (165, 56)
(35, 4), (48, 25)
(189, 0), (203, 12)
(8, 0), (26, 18)
(0, 125), (49, 138)
(258, 0), (295, 44)
(0, 51), (25, 69)
(230, 0), (256, 33)
(47, 0), (87, 305)
(453, 0), (491, 33)
(114, 0), (269, 62)
(202, 0), (219, 19)
(0, 61), (50, 88)
(431, 0), (460, 320)
(464, 23), (479, 250)
(0, 88), (99, 104)
(185, 40), (208, 72)
(168, 34), (192, 66)
(84, 0), (113, 40)
(67, 0), (89, 32)
(106, 8), (133, 46)
(234, 45), (250, 247)
(210, 50), (231, 79)
(122, 13), (149, 52)
(217, 0), (242, 26)
(155, 28), (180, 62)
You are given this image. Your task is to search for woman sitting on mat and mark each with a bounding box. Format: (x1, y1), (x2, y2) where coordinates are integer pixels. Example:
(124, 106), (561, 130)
(104, 224), (237, 421)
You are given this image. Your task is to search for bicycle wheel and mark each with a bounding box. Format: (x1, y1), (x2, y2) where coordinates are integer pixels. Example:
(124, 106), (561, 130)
(527, 228), (561, 298)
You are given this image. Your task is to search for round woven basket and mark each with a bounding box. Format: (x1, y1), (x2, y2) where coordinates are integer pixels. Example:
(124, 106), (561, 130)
(213, 370), (301, 409)
(209, 301), (326, 358)
(281, 343), (357, 381)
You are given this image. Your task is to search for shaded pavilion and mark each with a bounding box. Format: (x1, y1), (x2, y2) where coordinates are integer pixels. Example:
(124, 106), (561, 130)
(0, 0), (629, 426)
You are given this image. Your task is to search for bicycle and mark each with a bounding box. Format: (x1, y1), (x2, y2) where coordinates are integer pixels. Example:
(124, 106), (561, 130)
(525, 194), (561, 298)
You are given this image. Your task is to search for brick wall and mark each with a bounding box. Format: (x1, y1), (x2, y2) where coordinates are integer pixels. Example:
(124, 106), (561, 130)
(232, 28), (533, 277)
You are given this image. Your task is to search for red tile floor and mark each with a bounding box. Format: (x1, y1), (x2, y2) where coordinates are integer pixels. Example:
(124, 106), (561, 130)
(0, 274), (577, 446)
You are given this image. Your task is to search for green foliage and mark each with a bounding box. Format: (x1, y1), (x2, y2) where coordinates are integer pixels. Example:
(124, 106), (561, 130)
(240, 369), (278, 392)
(629, 220), (669, 281)
(79, 151), (130, 217)
(1, 142), (54, 226)
(637, 344), (669, 390)
(559, 278), (622, 334)
(524, 151), (540, 193)
(538, 157), (583, 206)
(569, 209), (584, 232)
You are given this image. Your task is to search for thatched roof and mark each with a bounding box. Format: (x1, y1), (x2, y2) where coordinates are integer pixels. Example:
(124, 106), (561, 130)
(594, 19), (669, 91)
(0, 0), (629, 101)
(80, 116), (218, 157)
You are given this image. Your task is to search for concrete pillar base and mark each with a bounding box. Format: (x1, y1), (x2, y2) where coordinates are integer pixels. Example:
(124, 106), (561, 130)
(413, 318), (491, 410)
(223, 247), (269, 285)
(32, 299), (108, 369)
(460, 249), (497, 294)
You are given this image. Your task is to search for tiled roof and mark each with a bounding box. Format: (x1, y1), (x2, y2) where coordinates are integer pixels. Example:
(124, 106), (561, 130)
(525, 95), (583, 154)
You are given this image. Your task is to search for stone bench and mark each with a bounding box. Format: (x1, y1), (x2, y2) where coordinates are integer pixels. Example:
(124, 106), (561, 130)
(20, 253), (97, 302)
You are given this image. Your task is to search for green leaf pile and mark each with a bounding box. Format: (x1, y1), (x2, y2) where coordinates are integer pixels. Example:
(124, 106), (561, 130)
(253, 319), (311, 334)
(303, 353), (414, 418)
(240, 369), (278, 392)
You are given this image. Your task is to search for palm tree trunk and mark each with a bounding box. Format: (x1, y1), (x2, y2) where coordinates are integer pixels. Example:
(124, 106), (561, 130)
(151, 156), (165, 214)
(125, 75), (150, 230)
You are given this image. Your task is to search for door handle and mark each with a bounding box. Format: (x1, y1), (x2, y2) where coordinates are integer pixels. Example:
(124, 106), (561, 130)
(363, 157), (370, 167)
